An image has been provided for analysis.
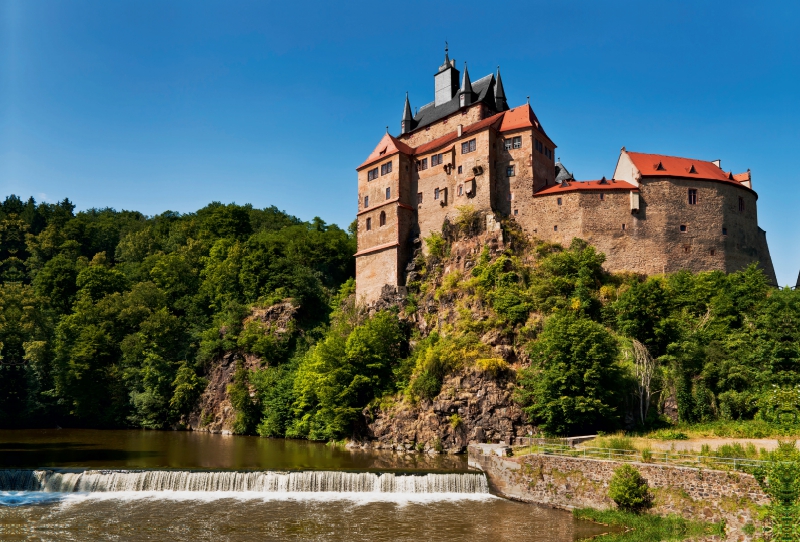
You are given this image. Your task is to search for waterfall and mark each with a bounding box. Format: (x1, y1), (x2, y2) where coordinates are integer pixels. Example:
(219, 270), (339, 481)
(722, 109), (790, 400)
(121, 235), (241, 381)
(0, 470), (489, 495)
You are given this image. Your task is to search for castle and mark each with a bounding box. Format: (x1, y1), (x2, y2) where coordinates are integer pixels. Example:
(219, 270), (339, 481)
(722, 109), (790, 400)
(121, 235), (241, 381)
(355, 49), (776, 303)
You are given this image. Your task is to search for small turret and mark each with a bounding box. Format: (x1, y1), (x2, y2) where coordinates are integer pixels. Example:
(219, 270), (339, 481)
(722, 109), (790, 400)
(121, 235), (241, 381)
(401, 92), (413, 135)
(459, 62), (474, 108)
(494, 66), (508, 111)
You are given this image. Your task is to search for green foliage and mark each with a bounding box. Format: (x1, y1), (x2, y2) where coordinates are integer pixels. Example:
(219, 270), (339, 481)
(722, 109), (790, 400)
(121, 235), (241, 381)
(288, 309), (407, 440)
(0, 194), (355, 429)
(607, 464), (652, 513)
(573, 508), (723, 541)
(424, 232), (447, 260)
(516, 311), (625, 435)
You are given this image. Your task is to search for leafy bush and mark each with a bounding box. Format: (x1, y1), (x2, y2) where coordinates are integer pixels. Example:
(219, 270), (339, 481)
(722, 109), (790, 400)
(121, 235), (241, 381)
(574, 509), (722, 541)
(607, 464), (652, 513)
(475, 357), (508, 376)
(425, 232), (447, 260)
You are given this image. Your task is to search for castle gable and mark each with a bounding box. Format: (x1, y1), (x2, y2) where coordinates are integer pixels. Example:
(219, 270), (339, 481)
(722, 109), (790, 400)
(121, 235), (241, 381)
(357, 133), (414, 170)
(498, 104), (551, 142)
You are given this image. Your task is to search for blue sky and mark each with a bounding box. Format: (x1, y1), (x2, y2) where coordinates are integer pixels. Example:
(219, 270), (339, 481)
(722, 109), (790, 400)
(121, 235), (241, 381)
(1, 0), (798, 285)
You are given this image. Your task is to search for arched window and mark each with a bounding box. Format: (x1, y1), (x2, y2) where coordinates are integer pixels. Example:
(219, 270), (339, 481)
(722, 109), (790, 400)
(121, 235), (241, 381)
(379, 211), (386, 227)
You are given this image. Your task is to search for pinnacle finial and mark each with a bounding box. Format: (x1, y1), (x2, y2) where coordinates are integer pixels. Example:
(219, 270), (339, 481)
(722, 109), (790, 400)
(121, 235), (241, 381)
(386, 126), (389, 133)
(527, 96), (530, 104)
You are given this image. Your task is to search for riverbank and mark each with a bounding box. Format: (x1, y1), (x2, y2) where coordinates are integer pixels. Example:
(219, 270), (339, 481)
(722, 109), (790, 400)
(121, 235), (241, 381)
(468, 443), (765, 541)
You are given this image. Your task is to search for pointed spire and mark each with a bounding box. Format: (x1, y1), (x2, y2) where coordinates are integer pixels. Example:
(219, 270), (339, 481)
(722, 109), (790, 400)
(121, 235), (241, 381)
(460, 62), (473, 94)
(444, 41), (449, 64)
(400, 92), (413, 135)
(494, 66), (508, 111)
(402, 92), (412, 121)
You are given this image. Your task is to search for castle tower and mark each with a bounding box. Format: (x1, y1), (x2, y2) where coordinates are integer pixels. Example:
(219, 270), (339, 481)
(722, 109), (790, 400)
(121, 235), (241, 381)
(434, 44), (460, 107)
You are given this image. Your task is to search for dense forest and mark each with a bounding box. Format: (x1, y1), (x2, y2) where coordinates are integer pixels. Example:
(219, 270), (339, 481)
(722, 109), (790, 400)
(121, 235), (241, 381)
(0, 196), (797, 438)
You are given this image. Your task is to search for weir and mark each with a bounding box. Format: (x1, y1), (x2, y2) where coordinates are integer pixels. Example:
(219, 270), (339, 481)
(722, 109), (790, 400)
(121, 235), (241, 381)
(0, 469), (489, 494)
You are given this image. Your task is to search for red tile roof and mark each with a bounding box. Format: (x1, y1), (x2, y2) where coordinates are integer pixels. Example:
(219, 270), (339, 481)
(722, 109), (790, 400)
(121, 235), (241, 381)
(415, 131), (459, 155)
(357, 133), (415, 170)
(733, 171), (751, 183)
(534, 179), (638, 196)
(499, 104), (552, 143)
(626, 151), (755, 193)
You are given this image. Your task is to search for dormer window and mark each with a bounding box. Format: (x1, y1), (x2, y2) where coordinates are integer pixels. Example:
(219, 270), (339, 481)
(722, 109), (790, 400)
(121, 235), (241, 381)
(367, 168), (379, 181)
(381, 162), (392, 176)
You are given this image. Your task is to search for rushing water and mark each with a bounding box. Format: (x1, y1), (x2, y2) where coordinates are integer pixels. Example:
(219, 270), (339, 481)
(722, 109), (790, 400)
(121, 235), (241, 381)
(0, 430), (608, 541)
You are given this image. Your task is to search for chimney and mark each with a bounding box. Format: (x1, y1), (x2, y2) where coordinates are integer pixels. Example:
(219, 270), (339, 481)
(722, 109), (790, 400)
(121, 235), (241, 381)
(712, 159), (721, 168)
(457, 124), (463, 137)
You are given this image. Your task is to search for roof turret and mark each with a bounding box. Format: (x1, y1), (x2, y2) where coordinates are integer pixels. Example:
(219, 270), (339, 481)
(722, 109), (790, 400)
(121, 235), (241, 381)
(401, 92), (413, 134)
(555, 159), (574, 183)
(494, 66), (508, 111)
(460, 62), (473, 94)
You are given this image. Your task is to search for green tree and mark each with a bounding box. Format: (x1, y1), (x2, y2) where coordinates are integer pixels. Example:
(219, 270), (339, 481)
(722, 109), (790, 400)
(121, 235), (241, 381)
(516, 311), (625, 435)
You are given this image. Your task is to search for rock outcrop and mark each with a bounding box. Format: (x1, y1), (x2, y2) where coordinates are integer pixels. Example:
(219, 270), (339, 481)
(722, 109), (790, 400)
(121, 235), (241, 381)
(363, 368), (533, 454)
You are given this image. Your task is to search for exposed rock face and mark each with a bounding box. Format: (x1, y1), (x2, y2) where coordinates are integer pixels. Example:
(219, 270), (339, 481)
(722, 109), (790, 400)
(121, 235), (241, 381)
(363, 368), (533, 454)
(186, 301), (298, 433)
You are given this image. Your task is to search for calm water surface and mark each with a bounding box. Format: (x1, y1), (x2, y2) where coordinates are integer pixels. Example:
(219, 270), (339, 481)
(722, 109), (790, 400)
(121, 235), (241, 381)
(0, 430), (607, 541)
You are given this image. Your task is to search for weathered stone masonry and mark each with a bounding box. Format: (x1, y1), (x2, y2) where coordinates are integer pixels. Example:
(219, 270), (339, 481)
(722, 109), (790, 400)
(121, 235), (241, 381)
(355, 49), (777, 304)
(469, 444), (767, 541)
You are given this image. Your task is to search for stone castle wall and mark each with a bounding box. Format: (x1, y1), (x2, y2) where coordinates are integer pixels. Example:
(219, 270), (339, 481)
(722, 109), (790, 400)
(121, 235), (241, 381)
(519, 178), (776, 283)
(469, 444), (767, 541)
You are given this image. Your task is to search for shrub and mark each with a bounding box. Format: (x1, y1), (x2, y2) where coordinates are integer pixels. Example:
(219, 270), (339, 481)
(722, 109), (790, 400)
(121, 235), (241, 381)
(425, 232), (447, 260)
(475, 357), (508, 376)
(449, 413), (462, 429)
(608, 464), (652, 513)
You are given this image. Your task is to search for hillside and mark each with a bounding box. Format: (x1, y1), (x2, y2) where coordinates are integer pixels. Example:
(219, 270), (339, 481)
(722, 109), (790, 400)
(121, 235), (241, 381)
(1, 196), (797, 447)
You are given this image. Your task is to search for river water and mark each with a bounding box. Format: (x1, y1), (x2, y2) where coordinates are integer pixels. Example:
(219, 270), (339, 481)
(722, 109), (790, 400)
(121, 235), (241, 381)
(0, 430), (608, 541)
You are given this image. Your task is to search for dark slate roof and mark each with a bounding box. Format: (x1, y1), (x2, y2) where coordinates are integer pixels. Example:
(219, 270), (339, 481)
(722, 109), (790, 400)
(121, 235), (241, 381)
(555, 160), (574, 183)
(410, 74), (504, 132)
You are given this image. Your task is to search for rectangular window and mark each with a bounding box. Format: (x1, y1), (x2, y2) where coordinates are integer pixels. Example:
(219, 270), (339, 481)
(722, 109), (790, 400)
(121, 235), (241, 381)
(366, 217), (371, 230)
(507, 166), (515, 177)
(739, 197), (745, 212)
(381, 162), (392, 176)
(513, 136), (522, 149)
(504, 139), (512, 151)
(364, 196), (369, 208)
(386, 187), (391, 199)
(680, 224), (687, 232)
(434, 188), (440, 200)
(461, 139), (476, 154)
(417, 158), (428, 171)
(457, 165), (462, 174)
(688, 189), (697, 205)
(554, 225), (558, 231)
(557, 197), (562, 206)
(458, 185), (463, 196)
(710, 249), (715, 256)
(417, 192), (423, 204)
(367, 168), (379, 181)
(431, 153), (443, 166)
(722, 227), (728, 235)
(621, 223), (626, 230)
(600, 193), (605, 201)
(513, 209), (518, 216)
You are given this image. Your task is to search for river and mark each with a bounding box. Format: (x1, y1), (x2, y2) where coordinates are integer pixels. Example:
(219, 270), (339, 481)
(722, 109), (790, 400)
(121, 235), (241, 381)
(0, 429), (608, 541)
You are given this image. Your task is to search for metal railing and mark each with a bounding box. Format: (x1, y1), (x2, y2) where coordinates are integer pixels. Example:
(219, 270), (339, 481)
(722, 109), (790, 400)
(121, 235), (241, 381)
(521, 443), (769, 473)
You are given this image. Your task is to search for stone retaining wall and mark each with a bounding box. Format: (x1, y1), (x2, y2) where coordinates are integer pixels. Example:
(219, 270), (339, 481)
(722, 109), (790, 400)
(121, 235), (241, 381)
(468, 444), (768, 541)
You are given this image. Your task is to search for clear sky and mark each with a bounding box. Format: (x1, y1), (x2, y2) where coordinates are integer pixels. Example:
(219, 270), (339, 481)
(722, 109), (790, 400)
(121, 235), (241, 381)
(2, 1), (798, 285)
